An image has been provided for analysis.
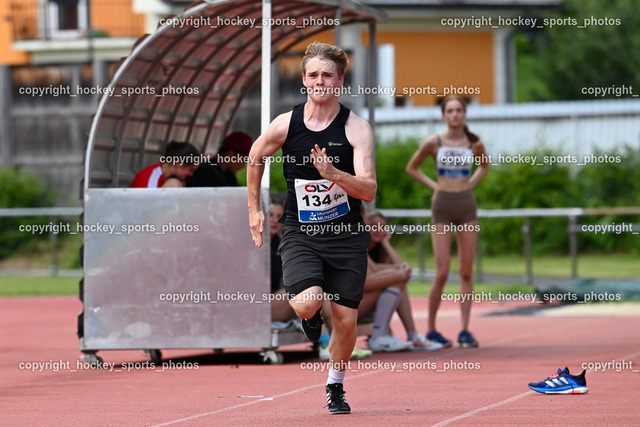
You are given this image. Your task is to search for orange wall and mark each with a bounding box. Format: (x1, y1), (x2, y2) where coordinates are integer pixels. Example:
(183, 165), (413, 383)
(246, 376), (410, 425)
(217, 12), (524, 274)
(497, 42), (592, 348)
(279, 29), (494, 106)
(373, 31), (494, 105)
(1, 0), (33, 65)
(92, 1), (145, 38)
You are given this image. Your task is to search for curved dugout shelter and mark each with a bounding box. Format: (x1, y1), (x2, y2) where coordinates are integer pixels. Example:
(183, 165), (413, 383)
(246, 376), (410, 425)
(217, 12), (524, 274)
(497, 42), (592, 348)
(80, 0), (385, 358)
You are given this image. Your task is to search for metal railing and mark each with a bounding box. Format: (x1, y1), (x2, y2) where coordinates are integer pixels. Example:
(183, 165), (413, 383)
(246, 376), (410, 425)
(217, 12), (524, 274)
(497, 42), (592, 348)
(378, 206), (640, 285)
(1, 206), (639, 280)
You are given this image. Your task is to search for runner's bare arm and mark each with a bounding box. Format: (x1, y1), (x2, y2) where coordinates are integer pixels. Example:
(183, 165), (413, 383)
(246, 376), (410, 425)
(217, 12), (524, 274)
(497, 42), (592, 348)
(247, 112), (291, 247)
(312, 113), (377, 202)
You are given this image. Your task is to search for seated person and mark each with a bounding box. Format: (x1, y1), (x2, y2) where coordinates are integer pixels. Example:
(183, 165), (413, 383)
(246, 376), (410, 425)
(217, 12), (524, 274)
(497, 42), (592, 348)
(367, 211), (442, 351)
(131, 141), (200, 188)
(186, 132), (253, 187)
(359, 253), (414, 352)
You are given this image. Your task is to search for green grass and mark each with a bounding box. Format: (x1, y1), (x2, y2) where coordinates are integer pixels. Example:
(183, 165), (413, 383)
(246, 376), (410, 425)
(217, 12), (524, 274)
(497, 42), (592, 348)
(393, 238), (640, 279)
(0, 274), (534, 298)
(462, 253), (638, 279)
(1, 233), (638, 297)
(0, 233), (82, 270)
(0, 275), (80, 296)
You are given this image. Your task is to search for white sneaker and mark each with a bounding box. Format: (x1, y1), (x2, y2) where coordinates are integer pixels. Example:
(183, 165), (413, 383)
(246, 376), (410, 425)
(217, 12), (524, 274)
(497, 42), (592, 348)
(368, 334), (413, 352)
(318, 345), (330, 361)
(319, 346), (372, 361)
(350, 347), (372, 360)
(411, 333), (444, 351)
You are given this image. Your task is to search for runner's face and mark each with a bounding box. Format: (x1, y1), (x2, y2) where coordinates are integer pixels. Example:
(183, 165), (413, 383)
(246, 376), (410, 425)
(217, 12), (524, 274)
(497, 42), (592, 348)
(302, 57), (344, 103)
(443, 99), (466, 127)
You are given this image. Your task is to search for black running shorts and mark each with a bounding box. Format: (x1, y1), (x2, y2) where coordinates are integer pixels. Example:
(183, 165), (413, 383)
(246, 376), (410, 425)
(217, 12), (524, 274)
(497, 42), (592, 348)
(278, 223), (370, 309)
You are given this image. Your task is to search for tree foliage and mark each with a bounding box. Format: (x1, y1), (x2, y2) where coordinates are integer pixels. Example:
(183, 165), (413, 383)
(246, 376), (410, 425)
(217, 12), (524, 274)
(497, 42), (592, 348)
(525, 0), (640, 100)
(0, 168), (56, 259)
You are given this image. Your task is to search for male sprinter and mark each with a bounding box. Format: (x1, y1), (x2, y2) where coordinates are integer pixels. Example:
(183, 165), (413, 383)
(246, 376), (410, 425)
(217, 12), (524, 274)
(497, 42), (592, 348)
(247, 42), (376, 414)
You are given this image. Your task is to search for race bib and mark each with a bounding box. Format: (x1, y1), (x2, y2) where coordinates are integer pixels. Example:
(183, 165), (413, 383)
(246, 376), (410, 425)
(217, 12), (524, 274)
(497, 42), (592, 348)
(294, 178), (350, 223)
(436, 146), (474, 178)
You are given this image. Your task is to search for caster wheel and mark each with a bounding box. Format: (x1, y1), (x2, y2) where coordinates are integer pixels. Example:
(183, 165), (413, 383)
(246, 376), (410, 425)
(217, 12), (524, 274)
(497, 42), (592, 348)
(260, 350), (283, 365)
(142, 349), (163, 362)
(80, 352), (104, 367)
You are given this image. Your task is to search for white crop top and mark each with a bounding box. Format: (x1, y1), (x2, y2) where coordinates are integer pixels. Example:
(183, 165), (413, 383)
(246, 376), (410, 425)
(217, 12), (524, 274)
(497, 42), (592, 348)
(435, 136), (474, 178)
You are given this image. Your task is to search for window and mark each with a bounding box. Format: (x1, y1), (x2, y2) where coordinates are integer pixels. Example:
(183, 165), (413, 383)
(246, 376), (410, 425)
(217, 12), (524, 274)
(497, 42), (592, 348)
(45, 0), (87, 39)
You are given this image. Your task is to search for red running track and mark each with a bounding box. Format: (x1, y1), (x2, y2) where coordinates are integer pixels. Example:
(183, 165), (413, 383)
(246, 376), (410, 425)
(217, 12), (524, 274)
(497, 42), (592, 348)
(1, 296), (639, 426)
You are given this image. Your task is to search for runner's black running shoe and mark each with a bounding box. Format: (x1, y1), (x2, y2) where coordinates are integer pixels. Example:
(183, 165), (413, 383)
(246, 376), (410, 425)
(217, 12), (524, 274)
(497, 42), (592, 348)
(301, 309), (323, 342)
(326, 383), (350, 414)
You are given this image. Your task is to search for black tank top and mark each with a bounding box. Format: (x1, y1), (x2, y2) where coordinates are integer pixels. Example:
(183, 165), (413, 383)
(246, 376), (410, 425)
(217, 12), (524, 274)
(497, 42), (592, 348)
(281, 102), (362, 226)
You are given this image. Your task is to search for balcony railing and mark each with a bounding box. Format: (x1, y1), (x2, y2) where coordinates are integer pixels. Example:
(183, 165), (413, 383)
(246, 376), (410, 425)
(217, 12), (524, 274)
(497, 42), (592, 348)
(9, 0), (144, 42)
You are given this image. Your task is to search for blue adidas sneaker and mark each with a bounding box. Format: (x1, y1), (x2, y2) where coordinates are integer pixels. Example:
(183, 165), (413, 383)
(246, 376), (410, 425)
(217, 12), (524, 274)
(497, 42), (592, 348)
(458, 330), (479, 348)
(528, 367), (588, 394)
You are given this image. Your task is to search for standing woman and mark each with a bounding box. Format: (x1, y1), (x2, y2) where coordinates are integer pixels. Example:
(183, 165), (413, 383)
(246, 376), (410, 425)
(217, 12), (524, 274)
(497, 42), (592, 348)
(405, 95), (489, 348)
